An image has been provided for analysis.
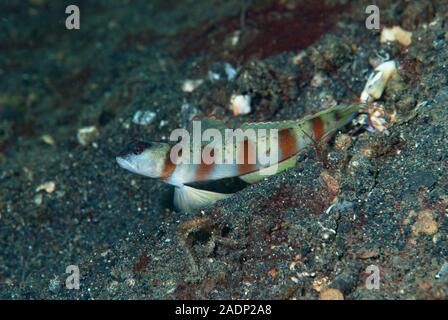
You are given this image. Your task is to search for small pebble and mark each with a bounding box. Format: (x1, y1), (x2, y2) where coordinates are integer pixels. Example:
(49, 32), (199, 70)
(181, 79), (203, 92)
(77, 126), (99, 146)
(412, 209), (438, 236)
(319, 288), (344, 300)
(224, 63), (237, 80)
(36, 181), (56, 193)
(41, 134), (55, 146)
(48, 277), (60, 293)
(229, 94), (251, 116)
(381, 26), (412, 47)
(132, 110), (156, 126)
(34, 193), (43, 206)
(334, 134), (352, 150)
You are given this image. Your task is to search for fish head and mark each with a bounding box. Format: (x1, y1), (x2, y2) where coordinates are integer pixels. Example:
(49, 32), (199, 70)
(116, 140), (171, 178)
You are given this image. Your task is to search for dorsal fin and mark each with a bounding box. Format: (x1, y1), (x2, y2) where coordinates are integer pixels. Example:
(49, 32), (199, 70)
(187, 115), (229, 138)
(240, 119), (300, 131)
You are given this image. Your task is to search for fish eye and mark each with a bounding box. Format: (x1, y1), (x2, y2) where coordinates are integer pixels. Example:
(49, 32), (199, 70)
(132, 143), (145, 155)
(119, 141), (151, 157)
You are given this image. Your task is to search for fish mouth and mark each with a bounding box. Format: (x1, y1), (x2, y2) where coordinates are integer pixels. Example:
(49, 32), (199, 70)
(116, 156), (139, 173)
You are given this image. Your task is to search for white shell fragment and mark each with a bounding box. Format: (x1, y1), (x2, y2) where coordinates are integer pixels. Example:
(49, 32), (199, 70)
(229, 94), (251, 116)
(77, 126), (99, 146)
(360, 60), (397, 103)
(291, 51), (306, 65)
(224, 62), (237, 80)
(132, 110), (156, 125)
(207, 62), (237, 81)
(36, 181), (56, 193)
(229, 30), (240, 47)
(181, 79), (203, 92)
(208, 71), (221, 81)
(381, 26), (412, 47)
(41, 134), (55, 145)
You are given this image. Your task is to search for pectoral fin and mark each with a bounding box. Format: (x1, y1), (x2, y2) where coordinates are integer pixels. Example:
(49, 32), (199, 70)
(174, 185), (232, 212)
(239, 156), (297, 184)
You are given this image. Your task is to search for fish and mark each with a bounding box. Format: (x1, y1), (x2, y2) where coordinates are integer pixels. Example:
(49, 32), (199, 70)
(116, 103), (380, 212)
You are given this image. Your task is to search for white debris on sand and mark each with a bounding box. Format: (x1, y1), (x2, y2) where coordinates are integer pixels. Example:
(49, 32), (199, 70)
(228, 30), (240, 47)
(36, 181), (56, 193)
(310, 72), (326, 87)
(224, 62), (237, 80)
(41, 134), (55, 146)
(360, 60), (397, 103)
(34, 194), (43, 206)
(208, 70), (221, 81)
(229, 94), (251, 116)
(381, 26), (412, 47)
(291, 51), (306, 65)
(77, 126), (99, 146)
(208, 62), (237, 81)
(132, 110), (156, 125)
(181, 79), (203, 92)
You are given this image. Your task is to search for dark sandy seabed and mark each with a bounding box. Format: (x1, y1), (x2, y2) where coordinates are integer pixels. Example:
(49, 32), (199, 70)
(0, 0), (447, 299)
